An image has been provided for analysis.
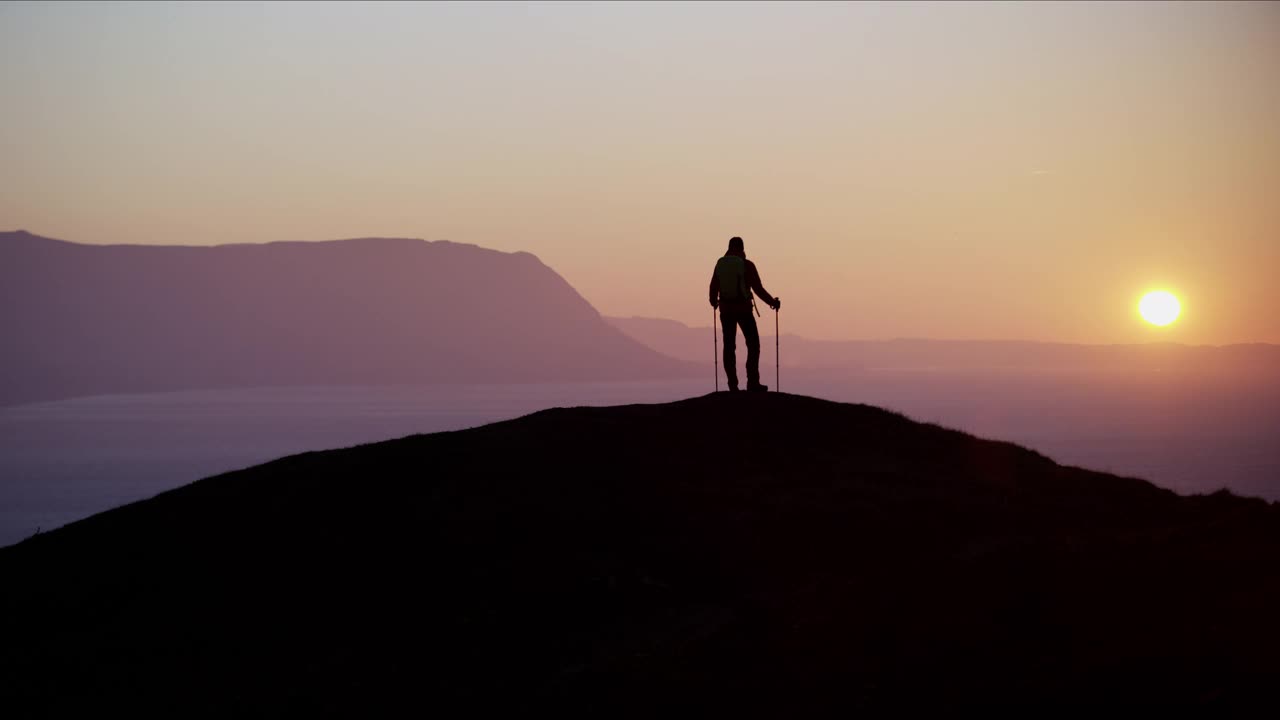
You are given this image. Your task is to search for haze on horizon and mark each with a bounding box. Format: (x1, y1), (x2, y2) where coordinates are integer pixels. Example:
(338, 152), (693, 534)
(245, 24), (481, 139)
(3, 1), (1277, 345)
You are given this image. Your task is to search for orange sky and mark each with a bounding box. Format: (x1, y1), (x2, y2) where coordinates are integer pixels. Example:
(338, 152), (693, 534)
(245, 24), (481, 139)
(3, 1), (1277, 344)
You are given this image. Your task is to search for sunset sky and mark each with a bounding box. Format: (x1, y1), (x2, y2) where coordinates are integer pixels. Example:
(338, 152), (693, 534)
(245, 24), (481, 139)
(3, 1), (1277, 344)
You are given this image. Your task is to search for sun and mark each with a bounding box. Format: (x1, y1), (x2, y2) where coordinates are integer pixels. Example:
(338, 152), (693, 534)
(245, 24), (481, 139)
(1139, 290), (1181, 326)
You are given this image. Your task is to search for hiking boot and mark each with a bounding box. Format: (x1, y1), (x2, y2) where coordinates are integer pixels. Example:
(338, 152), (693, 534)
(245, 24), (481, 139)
(747, 383), (769, 392)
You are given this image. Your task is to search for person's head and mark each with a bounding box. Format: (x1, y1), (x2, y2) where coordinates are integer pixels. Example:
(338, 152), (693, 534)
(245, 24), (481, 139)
(728, 236), (744, 252)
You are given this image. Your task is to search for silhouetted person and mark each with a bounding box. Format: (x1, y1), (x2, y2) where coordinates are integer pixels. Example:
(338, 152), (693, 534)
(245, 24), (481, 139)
(710, 236), (780, 392)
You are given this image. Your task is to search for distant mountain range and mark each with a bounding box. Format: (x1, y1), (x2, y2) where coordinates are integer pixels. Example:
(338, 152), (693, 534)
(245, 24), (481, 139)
(608, 315), (1280, 374)
(4, 230), (1274, 407)
(0, 231), (697, 405)
(2, 393), (1277, 711)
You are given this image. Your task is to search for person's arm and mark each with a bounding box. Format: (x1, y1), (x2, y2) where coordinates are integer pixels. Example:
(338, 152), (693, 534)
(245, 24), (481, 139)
(709, 271), (719, 308)
(747, 261), (778, 308)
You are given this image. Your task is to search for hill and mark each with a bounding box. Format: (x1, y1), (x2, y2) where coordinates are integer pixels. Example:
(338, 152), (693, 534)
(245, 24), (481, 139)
(2, 393), (1278, 713)
(0, 231), (695, 405)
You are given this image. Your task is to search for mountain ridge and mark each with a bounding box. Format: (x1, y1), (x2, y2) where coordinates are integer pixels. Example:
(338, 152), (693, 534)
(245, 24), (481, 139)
(610, 314), (1280, 350)
(0, 231), (698, 405)
(607, 315), (1280, 372)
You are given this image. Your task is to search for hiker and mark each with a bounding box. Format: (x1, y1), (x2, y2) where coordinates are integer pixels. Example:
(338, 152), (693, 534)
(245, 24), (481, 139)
(710, 236), (780, 392)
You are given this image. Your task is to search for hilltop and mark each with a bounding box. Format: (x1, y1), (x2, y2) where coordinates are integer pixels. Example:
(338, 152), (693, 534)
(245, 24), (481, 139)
(2, 393), (1278, 712)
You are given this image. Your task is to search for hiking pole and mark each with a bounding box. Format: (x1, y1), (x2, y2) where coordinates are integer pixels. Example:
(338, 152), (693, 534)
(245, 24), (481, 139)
(713, 306), (719, 393)
(775, 300), (780, 393)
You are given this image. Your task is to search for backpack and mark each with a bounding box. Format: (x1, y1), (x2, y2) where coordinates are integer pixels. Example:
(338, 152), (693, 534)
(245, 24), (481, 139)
(715, 255), (750, 303)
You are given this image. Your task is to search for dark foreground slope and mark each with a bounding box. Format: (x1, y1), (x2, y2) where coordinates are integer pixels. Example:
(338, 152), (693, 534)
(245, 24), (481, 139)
(0, 231), (694, 405)
(3, 394), (1278, 713)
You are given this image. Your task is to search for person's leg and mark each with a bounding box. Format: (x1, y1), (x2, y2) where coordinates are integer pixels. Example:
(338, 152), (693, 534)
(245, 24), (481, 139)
(720, 310), (740, 390)
(742, 312), (763, 388)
